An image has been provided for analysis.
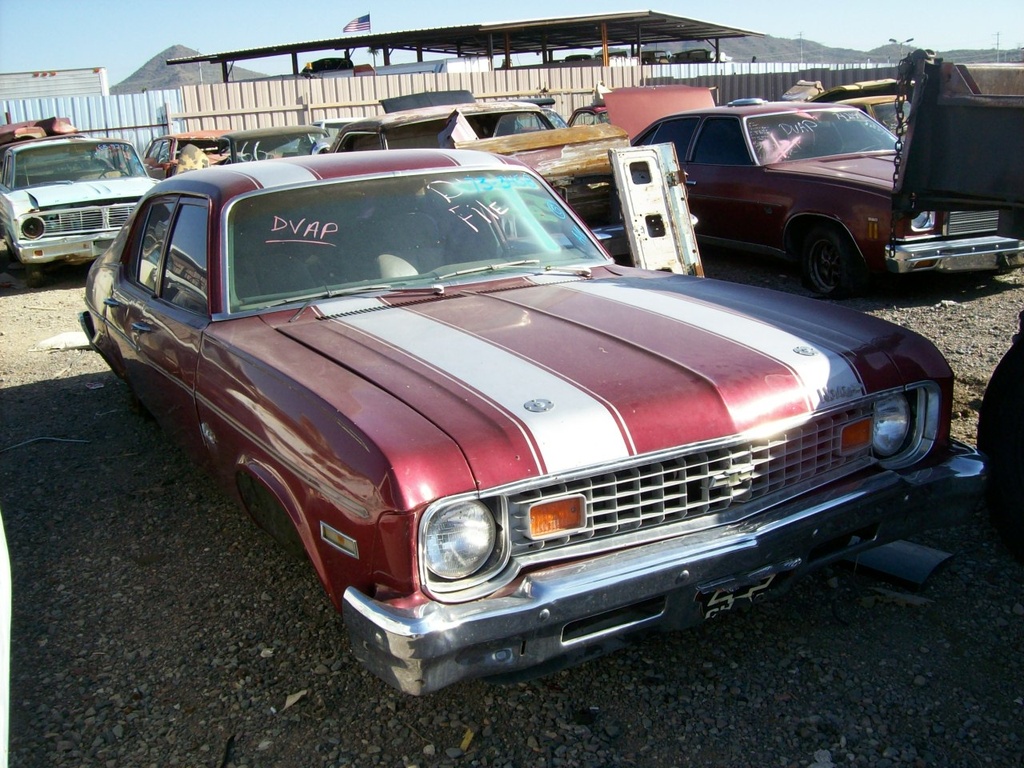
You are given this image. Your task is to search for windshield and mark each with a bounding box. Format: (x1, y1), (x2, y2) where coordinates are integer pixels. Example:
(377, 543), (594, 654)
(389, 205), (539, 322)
(10, 141), (147, 187)
(226, 168), (608, 312)
(223, 132), (324, 162)
(746, 109), (896, 165)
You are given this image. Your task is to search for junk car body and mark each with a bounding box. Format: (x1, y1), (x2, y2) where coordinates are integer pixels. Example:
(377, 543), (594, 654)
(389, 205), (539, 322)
(143, 130), (228, 180)
(80, 149), (985, 694)
(0, 130), (155, 284)
(328, 101), (631, 258)
(631, 101), (1024, 297)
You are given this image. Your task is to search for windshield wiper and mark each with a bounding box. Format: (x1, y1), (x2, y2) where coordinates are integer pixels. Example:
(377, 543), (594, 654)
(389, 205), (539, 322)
(436, 259), (540, 280)
(285, 283), (447, 322)
(544, 265), (592, 278)
(282, 284), (391, 322)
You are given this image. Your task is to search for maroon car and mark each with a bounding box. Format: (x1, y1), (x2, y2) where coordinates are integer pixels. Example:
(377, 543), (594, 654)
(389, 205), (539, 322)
(632, 101), (1024, 297)
(80, 149), (984, 694)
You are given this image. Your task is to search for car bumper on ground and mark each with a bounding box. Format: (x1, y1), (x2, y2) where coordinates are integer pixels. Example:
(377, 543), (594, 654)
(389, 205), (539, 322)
(887, 236), (1024, 274)
(343, 441), (986, 695)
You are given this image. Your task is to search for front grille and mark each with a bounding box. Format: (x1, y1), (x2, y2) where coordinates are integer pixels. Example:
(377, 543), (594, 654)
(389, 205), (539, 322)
(40, 203), (135, 236)
(946, 210), (998, 236)
(507, 402), (876, 559)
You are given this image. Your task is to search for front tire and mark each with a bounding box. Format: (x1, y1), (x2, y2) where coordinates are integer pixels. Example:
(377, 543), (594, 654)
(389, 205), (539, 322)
(978, 338), (1024, 561)
(800, 224), (869, 298)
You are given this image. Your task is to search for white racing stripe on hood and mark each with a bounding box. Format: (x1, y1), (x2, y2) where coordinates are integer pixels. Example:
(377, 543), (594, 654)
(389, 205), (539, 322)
(229, 162), (320, 188)
(330, 307), (633, 474)
(568, 282), (865, 410)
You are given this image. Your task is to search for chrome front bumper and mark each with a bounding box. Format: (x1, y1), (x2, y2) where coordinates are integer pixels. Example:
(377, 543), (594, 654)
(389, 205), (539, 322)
(343, 441), (986, 695)
(11, 234), (116, 265)
(887, 236), (1024, 274)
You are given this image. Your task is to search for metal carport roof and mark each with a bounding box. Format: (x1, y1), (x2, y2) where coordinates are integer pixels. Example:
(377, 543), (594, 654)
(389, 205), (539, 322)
(167, 10), (762, 82)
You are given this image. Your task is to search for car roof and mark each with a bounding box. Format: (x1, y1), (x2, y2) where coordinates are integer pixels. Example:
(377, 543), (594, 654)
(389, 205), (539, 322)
(1, 134), (134, 153)
(221, 125), (329, 140)
(340, 101), (548, 130)
(152, 130), (228, 141)
(810, 79), (898, 103)
(146, 148), (527, 203)
(651, 101), (864, 121)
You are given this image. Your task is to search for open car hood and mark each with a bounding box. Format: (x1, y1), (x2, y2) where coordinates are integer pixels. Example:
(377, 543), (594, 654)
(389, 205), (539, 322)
(271, 272), (946, 489)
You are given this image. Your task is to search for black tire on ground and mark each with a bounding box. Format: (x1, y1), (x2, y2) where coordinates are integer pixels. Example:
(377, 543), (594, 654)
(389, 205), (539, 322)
(800, 224), (870, 299)
(24, 264), (47, 288)
(978, 337), (1024, 562)
(0, 234), (12, 275)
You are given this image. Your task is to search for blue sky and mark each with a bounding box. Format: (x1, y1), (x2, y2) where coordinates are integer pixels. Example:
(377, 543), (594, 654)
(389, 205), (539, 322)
(1, 1), (1020, 84)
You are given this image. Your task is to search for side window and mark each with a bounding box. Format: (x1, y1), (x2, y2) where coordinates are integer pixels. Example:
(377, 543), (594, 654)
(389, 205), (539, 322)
(134, 199), (176, 292)
(339, 132), (381, 152)
(149, 140), (170, 164)
(493, 113), (546, 137)
(161, 202), (209, 314)
(692, 118), (753, 165)
(645, 118), (700, 161)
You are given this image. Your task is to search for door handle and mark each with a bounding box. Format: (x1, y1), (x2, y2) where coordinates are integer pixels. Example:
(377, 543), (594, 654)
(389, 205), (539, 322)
(131, 322), (154, 334)
(103, 297), (122, 308)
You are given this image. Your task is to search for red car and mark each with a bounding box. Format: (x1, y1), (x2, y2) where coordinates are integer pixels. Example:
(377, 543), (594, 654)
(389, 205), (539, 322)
(80, 149), (984, 694)
(632, 101), (1024, 297)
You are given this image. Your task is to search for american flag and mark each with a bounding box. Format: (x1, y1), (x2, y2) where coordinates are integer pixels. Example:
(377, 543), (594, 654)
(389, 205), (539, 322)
(343, 14), (371, 33)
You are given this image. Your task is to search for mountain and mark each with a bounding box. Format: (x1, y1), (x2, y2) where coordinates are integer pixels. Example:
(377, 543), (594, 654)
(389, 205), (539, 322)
(110, 46), (268, 94)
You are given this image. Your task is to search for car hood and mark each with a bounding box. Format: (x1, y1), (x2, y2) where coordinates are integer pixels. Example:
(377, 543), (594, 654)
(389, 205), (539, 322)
(766, 152), (897, 192)
(9, 177), (155, 211)
(269, 270), (948, 491)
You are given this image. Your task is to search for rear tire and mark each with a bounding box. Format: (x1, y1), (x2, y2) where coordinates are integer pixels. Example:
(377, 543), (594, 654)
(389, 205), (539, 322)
(800, 225), (869, 298)
(978, 338), (1024, 562)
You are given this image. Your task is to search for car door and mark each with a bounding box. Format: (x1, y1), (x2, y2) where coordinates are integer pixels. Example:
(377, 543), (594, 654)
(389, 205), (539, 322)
(114, 195), (212, 459)
(143, 139), (172, 180)
(681, 117), (785, 252)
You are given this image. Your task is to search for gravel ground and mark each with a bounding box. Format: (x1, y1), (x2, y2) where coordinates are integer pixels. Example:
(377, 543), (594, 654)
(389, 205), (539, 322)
(2, 252), (1023, 768)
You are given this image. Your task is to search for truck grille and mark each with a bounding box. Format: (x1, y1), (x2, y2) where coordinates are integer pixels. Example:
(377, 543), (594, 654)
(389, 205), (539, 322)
(507, 401), (875, 558)
(946, 210), (998, 236)
(40, 203), (135, 236)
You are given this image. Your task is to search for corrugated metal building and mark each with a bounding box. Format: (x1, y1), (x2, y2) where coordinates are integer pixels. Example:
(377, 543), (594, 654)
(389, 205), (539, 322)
(0, 68), (109, 99)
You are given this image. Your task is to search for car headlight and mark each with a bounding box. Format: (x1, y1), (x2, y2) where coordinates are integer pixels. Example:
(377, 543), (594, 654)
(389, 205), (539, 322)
(423, 500), (496, 580)
(20, 216), (45, 239)
(872, 394), (911, 457)
(910, 211), (935, 232)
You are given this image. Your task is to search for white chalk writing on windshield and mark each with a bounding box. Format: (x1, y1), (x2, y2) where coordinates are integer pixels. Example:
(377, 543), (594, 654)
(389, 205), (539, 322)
(266, 216), (338, 246)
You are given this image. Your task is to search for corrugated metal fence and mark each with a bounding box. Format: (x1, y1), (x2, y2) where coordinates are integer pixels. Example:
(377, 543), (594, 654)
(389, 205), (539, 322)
(2, 90), (184, 154)
(3, 62), (897, 153)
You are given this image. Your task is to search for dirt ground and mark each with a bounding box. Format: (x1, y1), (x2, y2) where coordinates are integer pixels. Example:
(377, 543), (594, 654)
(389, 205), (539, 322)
(2, 254), (1023, 767)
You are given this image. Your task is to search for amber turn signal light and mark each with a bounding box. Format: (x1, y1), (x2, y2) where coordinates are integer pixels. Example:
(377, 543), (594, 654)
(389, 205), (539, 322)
(840, 417), (872, 454)
(528, 495), (586, 540)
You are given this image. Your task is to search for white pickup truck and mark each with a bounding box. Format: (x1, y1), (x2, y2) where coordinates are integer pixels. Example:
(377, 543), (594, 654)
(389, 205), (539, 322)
(0, 121), (154, 286)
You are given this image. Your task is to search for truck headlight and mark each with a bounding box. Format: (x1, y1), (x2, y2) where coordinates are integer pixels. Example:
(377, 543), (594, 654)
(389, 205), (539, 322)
(423, 500), (496, 580)
(21, 216), (45, 239)
(872, 394), (911, 457)
(910, 211), (935, 232)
